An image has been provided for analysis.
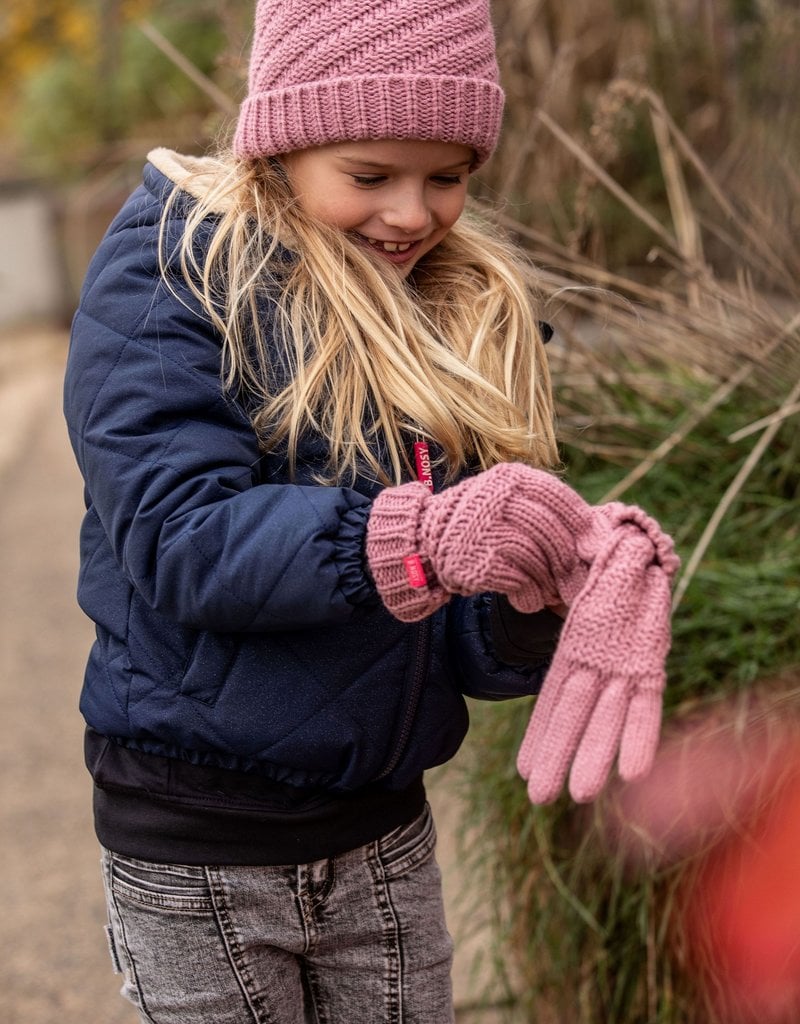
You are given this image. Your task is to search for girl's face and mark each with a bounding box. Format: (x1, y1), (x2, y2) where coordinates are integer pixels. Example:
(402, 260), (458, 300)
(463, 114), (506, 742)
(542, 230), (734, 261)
(280, 139), (473, 277)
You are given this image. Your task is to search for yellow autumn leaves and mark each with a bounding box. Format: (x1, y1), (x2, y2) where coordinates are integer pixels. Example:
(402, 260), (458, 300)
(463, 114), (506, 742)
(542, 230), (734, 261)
(1, 1), (153, 107)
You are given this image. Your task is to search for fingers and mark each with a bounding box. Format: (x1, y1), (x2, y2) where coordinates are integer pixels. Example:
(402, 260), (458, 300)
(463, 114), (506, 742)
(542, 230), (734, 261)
(618, 687), (663, 781)
(517, 666), (598, 804)
(505, 580), (549, 614)
(516, 669), (560, 776)
(568, 680), (628, 802)
(515, 514), (674, 805)
(517, 669), (665, 804)
(595, 502), (680, 578)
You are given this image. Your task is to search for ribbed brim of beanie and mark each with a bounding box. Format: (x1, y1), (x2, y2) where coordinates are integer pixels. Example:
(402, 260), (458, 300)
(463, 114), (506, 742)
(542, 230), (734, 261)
(233, 0), (505, 168)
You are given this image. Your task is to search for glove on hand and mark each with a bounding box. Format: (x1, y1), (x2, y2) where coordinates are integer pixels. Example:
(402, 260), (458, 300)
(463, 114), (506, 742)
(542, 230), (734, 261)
(366, 463), (628, 623)
(516, 519), (679, 804)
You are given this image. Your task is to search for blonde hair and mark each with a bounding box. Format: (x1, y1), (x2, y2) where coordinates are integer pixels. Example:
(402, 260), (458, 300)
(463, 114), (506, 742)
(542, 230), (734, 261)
(159, 153), (558, 485)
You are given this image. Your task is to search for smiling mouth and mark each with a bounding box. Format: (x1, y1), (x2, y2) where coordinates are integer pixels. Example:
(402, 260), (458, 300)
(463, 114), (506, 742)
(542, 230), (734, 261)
(366, 238), (414, 253)
(354, 234), (424, 263)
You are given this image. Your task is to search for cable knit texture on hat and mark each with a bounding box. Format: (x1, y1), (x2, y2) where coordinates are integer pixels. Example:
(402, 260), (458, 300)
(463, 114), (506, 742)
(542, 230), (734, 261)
(234, 0), (505, 166)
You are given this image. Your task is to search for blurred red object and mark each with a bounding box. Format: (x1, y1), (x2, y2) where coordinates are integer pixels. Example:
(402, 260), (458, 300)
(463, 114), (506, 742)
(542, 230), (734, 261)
(609, 695), (800, 1022)
(687, 768), (800, 1021)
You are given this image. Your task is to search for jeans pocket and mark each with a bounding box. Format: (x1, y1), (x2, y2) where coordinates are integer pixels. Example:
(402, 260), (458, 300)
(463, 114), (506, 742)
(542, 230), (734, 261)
(107, 852), (215, 912)
(377, 803), (437, 880)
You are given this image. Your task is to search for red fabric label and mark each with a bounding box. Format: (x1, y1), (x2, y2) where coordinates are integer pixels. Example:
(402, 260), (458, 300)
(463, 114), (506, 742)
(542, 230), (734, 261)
(403, 554), (428, 589)
(413, 442), (434, 491)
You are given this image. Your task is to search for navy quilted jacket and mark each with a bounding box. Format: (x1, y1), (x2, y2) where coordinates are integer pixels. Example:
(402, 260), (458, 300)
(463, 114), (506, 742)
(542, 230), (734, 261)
(63, 153), (544, 794)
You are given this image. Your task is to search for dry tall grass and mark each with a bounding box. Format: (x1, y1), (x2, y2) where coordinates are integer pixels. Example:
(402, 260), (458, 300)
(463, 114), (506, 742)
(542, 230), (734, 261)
(455, 3), (800, 1021)
(475, 0), (800, 610)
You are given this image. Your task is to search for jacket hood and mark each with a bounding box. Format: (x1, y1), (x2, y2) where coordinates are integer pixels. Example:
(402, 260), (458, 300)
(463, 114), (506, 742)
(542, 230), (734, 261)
(147, 147), (236, 211)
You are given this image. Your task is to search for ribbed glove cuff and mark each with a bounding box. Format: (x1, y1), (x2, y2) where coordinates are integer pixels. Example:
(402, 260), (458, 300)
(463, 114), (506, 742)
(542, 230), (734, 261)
(366, 482), (450, 622)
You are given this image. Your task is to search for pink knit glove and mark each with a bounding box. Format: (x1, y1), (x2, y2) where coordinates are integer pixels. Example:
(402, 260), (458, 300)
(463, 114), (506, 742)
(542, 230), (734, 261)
(366, 463), (623, 623)
(516, 521), (679, 804)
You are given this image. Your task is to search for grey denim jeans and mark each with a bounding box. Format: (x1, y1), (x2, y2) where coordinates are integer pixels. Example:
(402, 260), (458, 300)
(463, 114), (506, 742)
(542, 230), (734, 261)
(100, 804), (455, 1023)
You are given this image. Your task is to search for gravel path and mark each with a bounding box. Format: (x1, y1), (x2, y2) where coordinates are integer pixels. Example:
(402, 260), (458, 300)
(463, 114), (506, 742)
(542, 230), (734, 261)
(0, 327), (138, 1024)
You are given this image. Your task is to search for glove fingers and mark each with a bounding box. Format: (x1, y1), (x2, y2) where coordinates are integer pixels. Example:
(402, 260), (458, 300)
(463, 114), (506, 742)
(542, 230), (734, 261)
(520, 668), (599, 804)
(568, 680), (628, 803)
(512, 655), (569, 774)
(516, 665), (562, 777)
(618, 687), (663, 781)
(517, 507), (676, 805)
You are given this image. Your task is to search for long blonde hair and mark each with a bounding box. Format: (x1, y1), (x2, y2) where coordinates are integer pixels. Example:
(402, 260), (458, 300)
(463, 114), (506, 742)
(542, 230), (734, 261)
(158, 150), (558, 485)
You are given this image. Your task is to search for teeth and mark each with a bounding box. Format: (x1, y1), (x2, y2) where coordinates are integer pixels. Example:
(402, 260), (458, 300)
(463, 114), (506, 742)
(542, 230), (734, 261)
(366, 237), (413, 253)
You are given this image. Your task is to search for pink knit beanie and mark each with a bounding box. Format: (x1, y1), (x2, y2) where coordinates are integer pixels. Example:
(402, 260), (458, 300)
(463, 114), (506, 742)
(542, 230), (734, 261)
(233, 0), (505, 168)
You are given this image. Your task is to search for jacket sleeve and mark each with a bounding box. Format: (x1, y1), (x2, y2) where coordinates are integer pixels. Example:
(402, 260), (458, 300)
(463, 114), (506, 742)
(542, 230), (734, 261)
(447, 595), (561, 700)
(64, 194), (376, 633)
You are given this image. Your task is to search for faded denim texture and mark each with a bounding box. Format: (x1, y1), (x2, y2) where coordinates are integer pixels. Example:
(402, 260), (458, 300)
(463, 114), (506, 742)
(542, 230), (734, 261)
(101, 805), (454, 1023)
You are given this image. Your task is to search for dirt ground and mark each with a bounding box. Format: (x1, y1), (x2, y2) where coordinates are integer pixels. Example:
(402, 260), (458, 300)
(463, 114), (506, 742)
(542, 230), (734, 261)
(0, 327), (139, 1024)
(0, 326), (512, 1024)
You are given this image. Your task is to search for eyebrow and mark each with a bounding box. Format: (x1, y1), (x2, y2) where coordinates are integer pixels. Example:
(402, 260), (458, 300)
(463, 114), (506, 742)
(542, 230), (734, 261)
(338, 157), (472, 171)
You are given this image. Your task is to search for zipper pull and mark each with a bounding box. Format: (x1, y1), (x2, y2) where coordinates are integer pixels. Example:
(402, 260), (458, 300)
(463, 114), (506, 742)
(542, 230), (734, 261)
(413, 442), (434, 492)
(404, 440), (433, 588)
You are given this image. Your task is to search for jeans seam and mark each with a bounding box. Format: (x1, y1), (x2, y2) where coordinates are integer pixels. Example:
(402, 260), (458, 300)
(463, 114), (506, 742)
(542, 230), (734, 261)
(108, 877), (214, 911)
(367, 842), (403, 1024)
(205, 867), (274, 1024)
(104, 854), (158, 1024)
(302, 962), (327, 1024)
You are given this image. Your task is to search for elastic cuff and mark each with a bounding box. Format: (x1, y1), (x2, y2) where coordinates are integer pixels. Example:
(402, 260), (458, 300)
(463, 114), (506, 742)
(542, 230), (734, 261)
(365, 482), (449, 622)
(334, 504), (380, 607)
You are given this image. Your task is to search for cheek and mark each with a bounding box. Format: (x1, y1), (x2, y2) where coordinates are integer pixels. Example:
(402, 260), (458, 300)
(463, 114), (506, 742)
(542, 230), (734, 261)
(437, 191), (468, 231)
(291, 178), (364, 230)
(303, 195), (355, 229)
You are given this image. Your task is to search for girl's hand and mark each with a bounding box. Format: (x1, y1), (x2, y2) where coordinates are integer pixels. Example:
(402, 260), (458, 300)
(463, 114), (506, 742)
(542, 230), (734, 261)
(516, 523), (678, 803)
(365, 462), (675, 622)
(365, 463), (678, 803)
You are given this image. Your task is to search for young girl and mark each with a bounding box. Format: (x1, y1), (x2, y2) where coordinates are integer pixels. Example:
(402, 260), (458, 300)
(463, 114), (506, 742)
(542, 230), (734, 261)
(64, 1), (678, 1021)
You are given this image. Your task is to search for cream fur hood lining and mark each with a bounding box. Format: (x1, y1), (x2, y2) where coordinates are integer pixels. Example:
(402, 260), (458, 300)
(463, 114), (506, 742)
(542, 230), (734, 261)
(147, 147), (235, 211)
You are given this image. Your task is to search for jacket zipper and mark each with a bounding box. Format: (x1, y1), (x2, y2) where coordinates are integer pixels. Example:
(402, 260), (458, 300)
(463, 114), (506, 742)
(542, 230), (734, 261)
(377, 616), (432, 779)
(377, 438), (435, 779)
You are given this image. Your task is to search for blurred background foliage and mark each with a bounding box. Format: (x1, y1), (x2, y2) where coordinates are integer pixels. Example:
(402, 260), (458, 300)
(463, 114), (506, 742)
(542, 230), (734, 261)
(0, 0), (243, 176)
(2, 2), (799, 1020)
(3, 0), (799, 268)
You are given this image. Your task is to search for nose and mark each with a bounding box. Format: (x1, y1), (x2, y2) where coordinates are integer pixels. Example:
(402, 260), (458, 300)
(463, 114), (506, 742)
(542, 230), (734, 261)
(381, 183), (433, 236)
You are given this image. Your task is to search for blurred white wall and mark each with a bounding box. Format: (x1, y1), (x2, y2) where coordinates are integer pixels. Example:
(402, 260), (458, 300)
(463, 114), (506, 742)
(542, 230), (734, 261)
(0, 187), (66, 329)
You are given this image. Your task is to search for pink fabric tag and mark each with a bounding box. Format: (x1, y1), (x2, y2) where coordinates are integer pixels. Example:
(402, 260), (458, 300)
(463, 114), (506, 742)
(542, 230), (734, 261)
(403, 554), (428, 588)
(414, 442), (434, 491)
